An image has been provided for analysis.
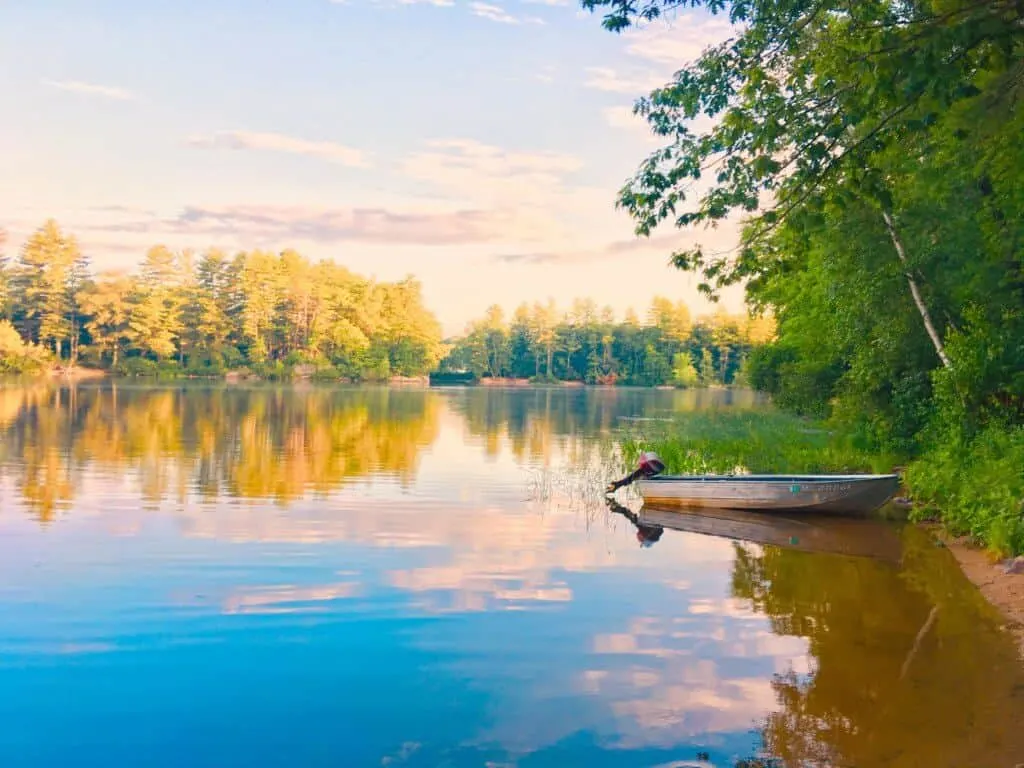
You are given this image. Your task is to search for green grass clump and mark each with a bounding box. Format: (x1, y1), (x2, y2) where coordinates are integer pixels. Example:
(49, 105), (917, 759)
(618, 408), (899, 477)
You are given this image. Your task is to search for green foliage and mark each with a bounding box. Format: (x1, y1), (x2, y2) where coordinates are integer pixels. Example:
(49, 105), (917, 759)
(579, 0), (1024, 550)
(114, 357), (164, 378)
(905, 426), (1024, 557)
(9, 220), (88, 359)
(580, 0), (1023, 294)
(671, 352), (699, 387)
(3, 222), (446, 381)
(0, 320), (50, 373)
(438, 296), (775, 387)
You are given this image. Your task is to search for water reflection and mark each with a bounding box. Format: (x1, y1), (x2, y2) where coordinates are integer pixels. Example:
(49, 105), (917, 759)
(0, 382), (1021, 767)
(603, 500), (1024, 766)
(0, 383), (442, 519)
(0, 382), (760, 522)
(732, 527), (1024, 767)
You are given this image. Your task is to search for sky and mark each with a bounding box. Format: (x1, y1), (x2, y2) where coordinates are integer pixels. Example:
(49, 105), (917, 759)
(0, 0), (745, 336)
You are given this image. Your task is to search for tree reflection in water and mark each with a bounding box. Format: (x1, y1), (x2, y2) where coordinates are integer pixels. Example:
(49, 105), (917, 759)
(731, 526), (1024, 766)
(0, 382), (753, 522)
(0, 382), (441, 520)
(608, 498), (1024, 767)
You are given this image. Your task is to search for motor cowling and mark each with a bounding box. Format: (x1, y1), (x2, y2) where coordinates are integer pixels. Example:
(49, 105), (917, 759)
(606, 451), (666, 494)
(638, 451), (666, 476)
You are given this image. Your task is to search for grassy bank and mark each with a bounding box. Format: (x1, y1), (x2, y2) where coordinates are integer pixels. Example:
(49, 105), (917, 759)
(616, 408), (1023, 556)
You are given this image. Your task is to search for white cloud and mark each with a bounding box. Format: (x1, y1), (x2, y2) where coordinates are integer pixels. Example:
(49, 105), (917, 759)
(602, 105), (659, 144)
(495, 221), (742, 266)
(84, 203), (523, 246)
(342, 0), (454, 5)
(402, 138), (581, 205)
(623, 13), (736, 67)
(403, 138), (583, 192)
(187, 130), (370, 168)
(400, 137), (604, 244)
(469, 1), (544, 24)
(42, 79), (134, 101)
(85, 136), (613, 251)
(534, 64), (557, 84)
(583, 66), (664, 95)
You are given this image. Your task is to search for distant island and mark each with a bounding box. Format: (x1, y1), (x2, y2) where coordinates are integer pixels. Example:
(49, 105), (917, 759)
(0, 219), (775, 388)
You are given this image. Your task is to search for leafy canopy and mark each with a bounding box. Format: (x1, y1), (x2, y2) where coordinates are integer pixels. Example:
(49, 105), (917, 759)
(580, 0), (1024, 295)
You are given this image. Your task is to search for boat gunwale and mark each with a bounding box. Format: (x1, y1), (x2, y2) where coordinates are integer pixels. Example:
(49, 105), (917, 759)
(640, 473), (899, 484)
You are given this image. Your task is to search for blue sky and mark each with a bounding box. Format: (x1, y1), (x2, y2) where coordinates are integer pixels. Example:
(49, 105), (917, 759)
(0, 0), (743, 334)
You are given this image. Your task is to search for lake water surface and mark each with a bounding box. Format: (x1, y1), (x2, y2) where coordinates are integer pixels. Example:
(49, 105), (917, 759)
(1, 383), (1022, 767)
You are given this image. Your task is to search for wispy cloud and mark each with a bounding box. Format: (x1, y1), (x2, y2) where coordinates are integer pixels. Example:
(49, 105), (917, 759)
(358, 0), (455, 5)
(400, 138), (587, 240)
(42, 79), (134, 101)
(82, 204), (522, 246)
(495, 227), (740, 265)
(469, 2), (543, 24)
(534, 64), (557, 84)
(602, 105), (659, 143)
(186, 130), (370, 168)
(623, 14), (736, 67)
(583, 66), (664, 94)
(81, 137), (597, 251)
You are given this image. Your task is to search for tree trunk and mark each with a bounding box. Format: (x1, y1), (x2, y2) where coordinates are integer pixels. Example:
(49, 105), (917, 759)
(112, 344), (119, 367)
(881, 211), (952, 369)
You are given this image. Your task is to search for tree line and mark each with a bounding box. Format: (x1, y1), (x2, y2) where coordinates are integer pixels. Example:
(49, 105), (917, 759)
(0, 220), (445, 379)
(581, 0), (1024, 552)
(438, 298), (775, 386)
(0, 220), (776, 385)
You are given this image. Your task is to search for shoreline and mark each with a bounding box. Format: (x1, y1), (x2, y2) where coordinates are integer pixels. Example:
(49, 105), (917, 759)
(926, 525), (1024, 660)
(18, 369), (738, 390)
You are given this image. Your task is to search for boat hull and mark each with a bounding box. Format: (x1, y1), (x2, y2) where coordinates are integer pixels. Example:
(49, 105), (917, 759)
(635, 473), (901, 516)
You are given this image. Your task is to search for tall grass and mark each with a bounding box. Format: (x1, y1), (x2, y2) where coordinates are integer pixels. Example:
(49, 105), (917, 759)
(618, 409), (901, 477)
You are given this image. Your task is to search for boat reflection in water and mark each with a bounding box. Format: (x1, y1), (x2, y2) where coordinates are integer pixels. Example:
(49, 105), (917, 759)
(605, 497), (904, 562)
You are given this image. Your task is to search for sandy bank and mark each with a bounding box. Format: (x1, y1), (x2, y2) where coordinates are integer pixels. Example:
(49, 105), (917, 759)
(929, 527), (1024, 660)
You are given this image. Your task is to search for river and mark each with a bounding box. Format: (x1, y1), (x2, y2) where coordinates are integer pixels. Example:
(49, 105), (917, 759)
(0, 382), (1021, 767)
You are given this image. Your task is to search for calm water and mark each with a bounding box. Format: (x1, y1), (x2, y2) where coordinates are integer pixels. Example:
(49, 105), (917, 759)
(0, 382), (1022, 768)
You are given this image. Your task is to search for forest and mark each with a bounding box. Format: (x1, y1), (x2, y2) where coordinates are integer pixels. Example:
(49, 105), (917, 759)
(582, 0), (1024, 552)
(0, 220), (775, 386)
(0, 220), (445, 381)
(437, 299), (775, 386)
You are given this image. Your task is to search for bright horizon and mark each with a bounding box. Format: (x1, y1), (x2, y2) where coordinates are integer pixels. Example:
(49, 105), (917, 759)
(0, 0), (745, 337)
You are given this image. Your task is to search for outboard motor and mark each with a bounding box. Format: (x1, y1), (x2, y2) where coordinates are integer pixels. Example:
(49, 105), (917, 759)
(606, 451), (666, 493)
(638, 451), (666, 477)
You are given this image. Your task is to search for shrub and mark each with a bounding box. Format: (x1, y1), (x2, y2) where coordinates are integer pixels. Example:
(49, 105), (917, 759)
(0, 321), (51, 373)
(905, 425), (1024, 556)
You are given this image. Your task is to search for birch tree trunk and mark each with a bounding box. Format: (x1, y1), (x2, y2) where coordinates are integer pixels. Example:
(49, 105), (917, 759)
(881, 210), (952, 369)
